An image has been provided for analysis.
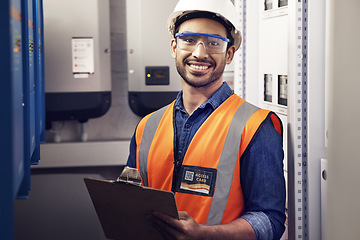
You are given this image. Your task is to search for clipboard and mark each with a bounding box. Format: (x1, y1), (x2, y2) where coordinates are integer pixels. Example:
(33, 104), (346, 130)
(84, 177), (178, 240)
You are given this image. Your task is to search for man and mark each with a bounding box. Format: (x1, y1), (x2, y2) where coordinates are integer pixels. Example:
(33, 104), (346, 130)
(126, 0), (286, 239)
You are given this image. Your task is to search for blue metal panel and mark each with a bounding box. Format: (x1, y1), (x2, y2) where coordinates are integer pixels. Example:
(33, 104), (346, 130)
(1, 0), (44, 237)
(0, 0), (24, 238)
(38, 0), (46, 144)
(32, 0), (41, 163)
(28, 0), (38, 165)
(28, 0), (36, 160)
(17, 0), (35, 198)
(9, 0), (24, 200)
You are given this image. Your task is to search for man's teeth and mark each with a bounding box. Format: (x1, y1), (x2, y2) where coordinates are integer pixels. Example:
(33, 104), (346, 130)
(190, 64), (209, 70)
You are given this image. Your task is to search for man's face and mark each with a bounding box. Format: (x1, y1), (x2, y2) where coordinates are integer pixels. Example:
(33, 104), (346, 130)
(171, 18), (235, 88)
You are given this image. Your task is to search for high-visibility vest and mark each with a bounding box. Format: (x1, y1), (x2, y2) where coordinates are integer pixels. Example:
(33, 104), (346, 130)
(135, 94), (282, 225)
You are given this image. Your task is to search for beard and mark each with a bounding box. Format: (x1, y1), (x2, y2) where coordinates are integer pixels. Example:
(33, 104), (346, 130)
(175, 57), (226, 88)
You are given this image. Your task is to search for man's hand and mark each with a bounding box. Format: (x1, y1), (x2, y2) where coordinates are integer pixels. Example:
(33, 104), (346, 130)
(151, 211), (257, 240)
(151, 211), (206, 240)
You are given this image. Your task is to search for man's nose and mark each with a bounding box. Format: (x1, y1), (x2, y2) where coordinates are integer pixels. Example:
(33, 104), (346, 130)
(192, 41), (208, 58)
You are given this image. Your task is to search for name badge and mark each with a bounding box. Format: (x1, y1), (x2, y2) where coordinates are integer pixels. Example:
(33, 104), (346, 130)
(175, 165), (217, 197)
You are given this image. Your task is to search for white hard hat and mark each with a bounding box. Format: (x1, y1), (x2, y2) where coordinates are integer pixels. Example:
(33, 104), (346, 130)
(167, 0), (242, 51)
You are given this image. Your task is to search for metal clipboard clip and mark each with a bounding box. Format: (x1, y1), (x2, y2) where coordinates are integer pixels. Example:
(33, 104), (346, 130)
(116, 166), (142, 186)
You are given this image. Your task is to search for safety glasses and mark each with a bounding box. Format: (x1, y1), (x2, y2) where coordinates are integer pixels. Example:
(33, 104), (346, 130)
(175, 32), (230, 54)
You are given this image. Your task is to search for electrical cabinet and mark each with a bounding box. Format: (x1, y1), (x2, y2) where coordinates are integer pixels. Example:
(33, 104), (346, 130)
(256, 1), (325, 239)
(259, 1), (288, 115)
(258, 3), (289, 239)
(126, 0), (181, 117)
(44, 0), (111, 124)
(0, 0), (45, 238)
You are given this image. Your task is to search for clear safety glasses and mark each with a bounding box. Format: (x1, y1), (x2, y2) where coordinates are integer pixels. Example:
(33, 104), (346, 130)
(175, 32), (230, 54)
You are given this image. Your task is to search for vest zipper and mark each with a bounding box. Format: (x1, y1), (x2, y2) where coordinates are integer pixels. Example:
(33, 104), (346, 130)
(171, 107), (183, 193)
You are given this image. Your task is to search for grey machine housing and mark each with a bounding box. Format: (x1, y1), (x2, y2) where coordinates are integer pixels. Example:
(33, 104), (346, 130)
(126, 0), (181, 117)
(44, 0), (111, 124)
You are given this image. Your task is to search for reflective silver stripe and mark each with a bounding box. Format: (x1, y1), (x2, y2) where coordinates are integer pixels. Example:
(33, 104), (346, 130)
(138, 105), (169, 187)
(206, 101), (259, 225)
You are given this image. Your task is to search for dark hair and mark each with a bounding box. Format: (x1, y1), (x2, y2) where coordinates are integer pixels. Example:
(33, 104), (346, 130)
(174, 11), (234, 49)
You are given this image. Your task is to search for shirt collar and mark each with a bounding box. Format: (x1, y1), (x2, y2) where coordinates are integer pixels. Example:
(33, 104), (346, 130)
(174, 82), (233, 112)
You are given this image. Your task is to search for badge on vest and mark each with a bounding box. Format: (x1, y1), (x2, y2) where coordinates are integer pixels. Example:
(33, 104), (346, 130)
(175, 165), (217, 197)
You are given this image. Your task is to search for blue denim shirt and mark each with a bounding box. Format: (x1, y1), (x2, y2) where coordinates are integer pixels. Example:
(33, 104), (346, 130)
(127, 82), (286, 240)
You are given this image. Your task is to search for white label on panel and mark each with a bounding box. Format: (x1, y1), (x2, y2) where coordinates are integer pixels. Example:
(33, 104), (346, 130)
(72, 38), (94, 75)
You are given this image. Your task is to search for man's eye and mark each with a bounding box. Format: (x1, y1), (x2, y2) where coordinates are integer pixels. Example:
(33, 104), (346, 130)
(208, 41), (220, 47)
(184, 38), (195, 43)
(180, 36), (196, 44)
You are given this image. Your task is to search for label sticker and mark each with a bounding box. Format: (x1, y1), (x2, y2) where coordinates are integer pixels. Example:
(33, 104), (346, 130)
(72, 37), (94, 75)
(176, 165), (217, 197)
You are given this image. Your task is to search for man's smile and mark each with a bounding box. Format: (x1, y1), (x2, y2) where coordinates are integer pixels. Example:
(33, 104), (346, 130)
(189, 64), (209, 70)
(185, 60), (214, 75)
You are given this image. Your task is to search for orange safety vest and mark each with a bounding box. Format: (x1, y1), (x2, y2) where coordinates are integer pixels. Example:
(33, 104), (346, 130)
(135, 94), (282, 225)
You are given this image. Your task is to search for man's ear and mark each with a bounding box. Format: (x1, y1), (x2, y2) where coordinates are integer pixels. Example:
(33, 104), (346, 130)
(226, 45), (236, 64)
(170, 39), (177, 59)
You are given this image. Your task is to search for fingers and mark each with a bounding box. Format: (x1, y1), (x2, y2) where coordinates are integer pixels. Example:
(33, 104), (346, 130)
(151, 211), (202, 240)
(153, 211), (178, 226)
(151, 212), (181, 240)
(178, 211), (191, 220)
(151, 216), (177, 240)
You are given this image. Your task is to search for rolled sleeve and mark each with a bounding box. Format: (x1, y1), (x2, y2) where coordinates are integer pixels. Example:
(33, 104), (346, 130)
(241, 211), (273, 240)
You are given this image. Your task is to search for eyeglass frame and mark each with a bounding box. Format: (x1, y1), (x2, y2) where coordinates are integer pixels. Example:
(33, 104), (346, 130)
(174, 32), (231, 54)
